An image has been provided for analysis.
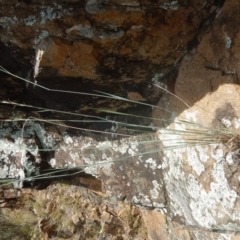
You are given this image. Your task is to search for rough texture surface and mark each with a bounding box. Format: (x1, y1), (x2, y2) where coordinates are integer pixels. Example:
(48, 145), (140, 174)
(158, 84), (240, 231)
(153, 0), (240, 237)
(1, 182), (148, 239)
(3, 0), (240, 239)
(0, 0), (218, 111)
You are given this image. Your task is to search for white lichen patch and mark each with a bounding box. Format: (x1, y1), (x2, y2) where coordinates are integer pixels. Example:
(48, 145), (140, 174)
(152, 180), (161, 189)
(150, 180), (161, 199)
(34, 30), (49, 44)
(221, 117), (232, 127)
(144, 158), (158, 170)
(50, 158), (56, 168)
(186, 147), (205, 176)
(117, 139), (136, 155)
(98, 29), (124, 40)
(225, 151), (234, 165)
(0, 168), (7, 178)
(39, 6), (70, 24)
(24, 15), (36, 26)
(132, 196), (140, 204)
(225, 34), (232, 49)
(196, 145), (209, 163)
(151, 73), (165, 86)
(158, 122), (240, 230)
(0, 137), (29, 179)
(69, 152), (79, 162)
(128, 148), (136, 156)
(184, 110), (198, 122)
(0, 119), (59, 181)
(233, 118), (240, 129)
(0, 16), (17, 28)
(96, 140), (112, 151)
(79, 140), (116, 175)
(150, 188), (159, 199)
(153, 202), (165, 209)
(126, 139), (139, 156)
(64, 136), (74, 144)
(129, 140), (138, 151)
(138, 193), (152, 206)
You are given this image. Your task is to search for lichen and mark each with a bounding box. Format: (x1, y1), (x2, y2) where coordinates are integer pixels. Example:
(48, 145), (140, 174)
(24, 15), (36, 26)
(0, 16), (17, 28)
(85, 0), (105, 14)
(158, 115), (240, 230)
(66, 24), (94, 38)
(225, 34), (232, 49)
(39, 6), (71, 24)
(159, 1), (179, 10)
(34, 30), (49, 44)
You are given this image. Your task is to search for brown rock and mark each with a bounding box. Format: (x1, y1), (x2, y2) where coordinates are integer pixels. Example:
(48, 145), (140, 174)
(154, 0), (240, 234)
(90, 207), (100, 221)
(131, 206), (139, 216)
(141, 209), (168, 240)
(0, 0), (217, 111)
(157, 83), (240, 230)
(3, 0), (240, 239)
(37, 38), (99, 79)
(4, 189), (18, 199)
(101, 210), (112, 223)
(71, 213), (83, 225)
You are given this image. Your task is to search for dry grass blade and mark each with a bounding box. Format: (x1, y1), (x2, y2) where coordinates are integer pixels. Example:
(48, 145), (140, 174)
(1, 66), (240, 186)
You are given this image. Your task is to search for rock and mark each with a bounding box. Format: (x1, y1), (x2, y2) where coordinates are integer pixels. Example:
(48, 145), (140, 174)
(2, 0), (240, 239)
(71, 213), (83, 225)
(36, 38), (99, 79)
(90, 207), (100, 222)
(0, 103), (166, 208)
(153, 0), (240, 237)
(3, 189), (19, 199)
(131, 206), (139, 216)
(157, 84), (240, 230)
(0, 0), (218, 113)
(101, 210), (112, 223)
(141, 209), (168, 240)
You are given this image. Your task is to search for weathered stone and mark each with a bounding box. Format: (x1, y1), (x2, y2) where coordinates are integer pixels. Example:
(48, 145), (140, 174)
(3, 189), (19, 199)
(36, 38), (99, 79)
(152, 0), (240, 236)
(3, 0), (240, 239)
(101, 210), (112, 224)
(0, 0), (218, 113)
(141, 209), (168, 240)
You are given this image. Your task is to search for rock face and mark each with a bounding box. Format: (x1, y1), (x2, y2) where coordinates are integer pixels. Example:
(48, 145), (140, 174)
(3, 0), (240, 239)
(153, 0), (240, 238)
(158, 83), (240, 231)
(0, 0), (218, 111)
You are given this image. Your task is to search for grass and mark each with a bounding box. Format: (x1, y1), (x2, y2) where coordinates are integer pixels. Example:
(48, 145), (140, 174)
(0, 65), (239, 186)
(0, 182), (147, 239)
(1, 65), (240, 239)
